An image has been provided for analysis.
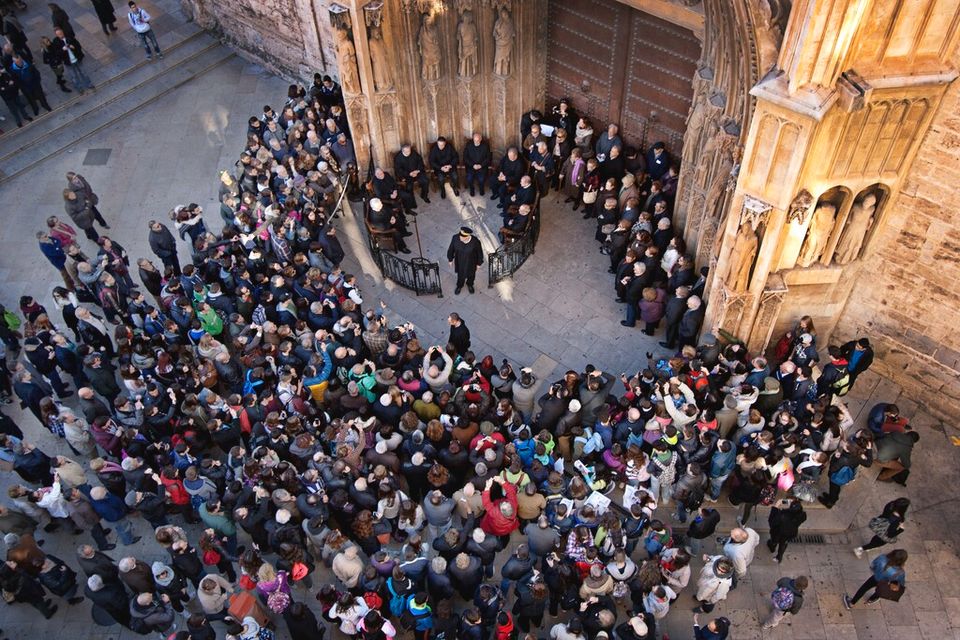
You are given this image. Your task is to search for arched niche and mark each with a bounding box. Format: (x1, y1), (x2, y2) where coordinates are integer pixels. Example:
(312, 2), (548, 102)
(792, 186), (851, 268)
(831, 183), (890, 265)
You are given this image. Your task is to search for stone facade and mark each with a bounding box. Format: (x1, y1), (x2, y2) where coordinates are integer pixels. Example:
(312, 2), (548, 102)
(834, 49), (960, 421)
(182, 0), (338, 79)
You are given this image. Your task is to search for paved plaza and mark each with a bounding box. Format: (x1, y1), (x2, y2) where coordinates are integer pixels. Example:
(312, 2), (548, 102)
(0, 11), (959, 639)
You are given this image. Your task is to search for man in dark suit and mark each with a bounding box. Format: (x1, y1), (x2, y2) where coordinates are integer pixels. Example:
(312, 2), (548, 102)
(394, 144), (431, 205)
(679, 295), (705, 348)
(372, 167), (416, 212)
(660, 286), (690, 350)
(463, 132), (492, 197)
(446, 226), (483, 294)
(429, 137), (460, 198)
(645, 142), (671, 181)
(368, 197), (411, 254)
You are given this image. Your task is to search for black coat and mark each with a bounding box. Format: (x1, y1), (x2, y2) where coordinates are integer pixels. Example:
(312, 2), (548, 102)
(38, 555), (78, 596)
(446, 235), (483, 275)
(77, 551), (120, 583)
(679, 307), (704, 340)
(429, 144), (459, 173)
(148, 225), (178, 260)
(393, 150), (426, 181)
(283, 605), (323, 640)
(464, 141), (492, 169)
(86, 580), (132, 626)
(663, 295), (686, 327)
(448, 556), (483, 599)
(686, 508), (720, 540)
(840, 340), (874, 375)
(427, 567), (455, 601)
(449, 322), (471, 355)
(768, 503), (807, 540)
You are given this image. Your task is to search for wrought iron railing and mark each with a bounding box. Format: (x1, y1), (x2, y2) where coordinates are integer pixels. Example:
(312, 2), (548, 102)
(487, 203), (541, 287)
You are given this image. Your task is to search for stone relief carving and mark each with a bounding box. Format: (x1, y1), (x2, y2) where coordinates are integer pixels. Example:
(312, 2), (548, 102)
(368, 26), (393, 91)
(701, 128), (740, 219)
(787, 189), (815, 224)
(755, 0), (785, 73)
(334, 26), (361, 95)
(834, 192), (877, 264)
(796, 202), (836, 267)
(493, 7), (515, 76)
(458, 10), (479, 78)
(725, 223), (760, 292)
(418, 12), (442, 81)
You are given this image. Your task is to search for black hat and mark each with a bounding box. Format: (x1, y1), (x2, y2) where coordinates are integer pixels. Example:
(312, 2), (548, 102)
(459, 226), (473, 236)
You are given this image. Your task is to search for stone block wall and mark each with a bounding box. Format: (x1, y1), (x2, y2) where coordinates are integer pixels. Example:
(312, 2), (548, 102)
(834, 71), (960, 421)
(186, 0), (337, 81)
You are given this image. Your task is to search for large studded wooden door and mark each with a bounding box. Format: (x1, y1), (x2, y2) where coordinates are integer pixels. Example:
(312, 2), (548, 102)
(545, 0), (700, 153)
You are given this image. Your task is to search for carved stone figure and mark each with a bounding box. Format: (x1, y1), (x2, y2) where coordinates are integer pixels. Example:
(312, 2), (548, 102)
(755, 0), (783, 73)
(334, 27), (360, 95)
(418, 12), (441, 81)
(834, 193), (877, 264)
(368, 26), (393, 91)
(787, 189), (815, 224)
(702, 133), (739, 219)
(796, 202), (837, 267)
(725, 223), (760, 292)
(458, 10), (479, 78)
(493, 7), (515, 76)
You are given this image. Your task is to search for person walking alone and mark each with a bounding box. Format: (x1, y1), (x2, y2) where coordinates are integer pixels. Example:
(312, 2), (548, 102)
(853, 498), (909, 558)
(843, 549), (907, 608)
(127, 2), (162, 60)
(767, 497), (807, 563)
(762, 575), (807, 629)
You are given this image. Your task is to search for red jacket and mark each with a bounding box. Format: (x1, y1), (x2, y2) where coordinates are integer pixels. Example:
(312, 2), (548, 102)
(480, 482), (519, 536)
(161, 475), (190, 506)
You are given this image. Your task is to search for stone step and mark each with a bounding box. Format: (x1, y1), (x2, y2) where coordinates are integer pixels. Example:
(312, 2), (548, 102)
(0, 32), (234, 181)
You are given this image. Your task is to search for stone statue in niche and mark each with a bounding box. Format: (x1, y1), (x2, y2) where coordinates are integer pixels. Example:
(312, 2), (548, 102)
(834, 193), (877, 264)
(458, 10), (479, 78)
(796, 202), (836, 267)
(702, 133), (739, 220)
(368, 26), (393, 91)
(493, 7), (515, 76)
(418, 12), (441, 81)
(725, 223), (760, 292)
(334, 27), (360, 95)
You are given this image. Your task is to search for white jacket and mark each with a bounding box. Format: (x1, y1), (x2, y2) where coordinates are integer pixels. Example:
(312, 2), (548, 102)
(695, 556), (733, 604)
(723, 527), (760, 577)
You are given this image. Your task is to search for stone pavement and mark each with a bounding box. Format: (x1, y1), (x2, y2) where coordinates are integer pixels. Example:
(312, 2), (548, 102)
(0, 35), (958, 640)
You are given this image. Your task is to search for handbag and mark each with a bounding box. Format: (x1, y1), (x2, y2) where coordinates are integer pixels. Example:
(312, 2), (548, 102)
(868, 516), (895, 542)
(875, 580), (905, 601)
(582, 190), (598, 204)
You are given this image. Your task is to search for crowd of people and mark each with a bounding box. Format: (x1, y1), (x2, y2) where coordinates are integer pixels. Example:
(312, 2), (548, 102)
(0, 70), (923, 640)
(1, 0), (166, 128)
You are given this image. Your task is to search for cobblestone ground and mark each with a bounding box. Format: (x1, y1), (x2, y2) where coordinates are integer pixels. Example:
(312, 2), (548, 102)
(0, 32), (958, 640)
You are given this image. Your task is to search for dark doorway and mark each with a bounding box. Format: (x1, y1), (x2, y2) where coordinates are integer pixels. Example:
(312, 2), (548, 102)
(546, 0), (701, 152)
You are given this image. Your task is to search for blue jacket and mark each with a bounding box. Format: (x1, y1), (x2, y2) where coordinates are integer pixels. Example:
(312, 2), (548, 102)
(710, 446), (737, 478)
(80, 486), (129, 523)
(871, 555), (906, 586)
(39, 238), (67, 269)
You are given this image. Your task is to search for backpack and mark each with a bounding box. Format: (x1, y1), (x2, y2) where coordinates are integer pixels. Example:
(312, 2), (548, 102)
(387, 580), (411, 618)
(267, 588), (291, 613)
(831, 370), (852, 397)
(363, 591), (383, 610)
(771, 586), (795, 611)
(829, 465), (856, 486)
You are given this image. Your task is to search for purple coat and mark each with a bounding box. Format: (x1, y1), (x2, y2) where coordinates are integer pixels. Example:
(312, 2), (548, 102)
(639, 289), (666, 324)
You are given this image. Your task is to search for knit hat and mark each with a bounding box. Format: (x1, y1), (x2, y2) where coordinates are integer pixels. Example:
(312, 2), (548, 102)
(124, 490), (140, 508)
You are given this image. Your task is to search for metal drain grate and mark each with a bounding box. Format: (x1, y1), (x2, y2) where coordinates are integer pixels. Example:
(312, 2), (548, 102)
(790, 534), (826, 544)
(82, 148), (112, 165)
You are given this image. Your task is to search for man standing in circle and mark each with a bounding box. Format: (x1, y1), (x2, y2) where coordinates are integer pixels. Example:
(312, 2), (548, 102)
(447, 226), (483, 295)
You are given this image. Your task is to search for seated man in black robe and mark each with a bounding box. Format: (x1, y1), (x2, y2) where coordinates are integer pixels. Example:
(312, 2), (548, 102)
(394, 144), (430, 205)
(494, 146), (526, 208)
(372, 167), (416, 212)
(463, 132), (492, 197)
(429, 137), (460, 199)
(367, 197), (411, 254)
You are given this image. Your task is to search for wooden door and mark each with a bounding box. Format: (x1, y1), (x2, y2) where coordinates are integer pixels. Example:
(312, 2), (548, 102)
(545, 0), (700, 153)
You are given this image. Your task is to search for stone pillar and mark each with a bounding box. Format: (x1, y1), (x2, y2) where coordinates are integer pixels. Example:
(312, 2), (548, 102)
(704, 0), (960, 355)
